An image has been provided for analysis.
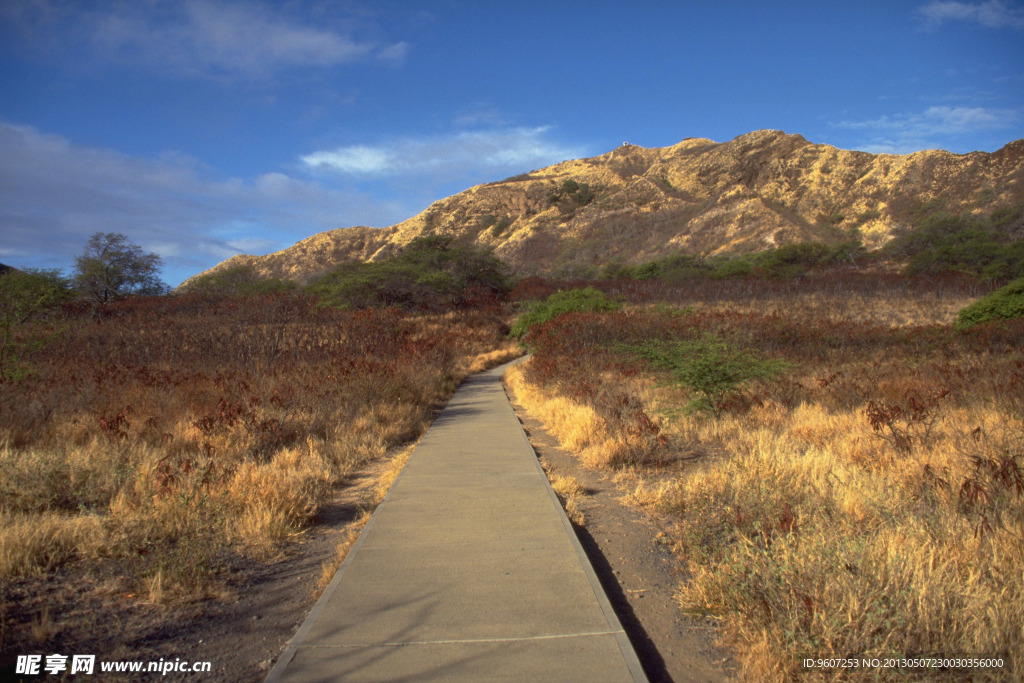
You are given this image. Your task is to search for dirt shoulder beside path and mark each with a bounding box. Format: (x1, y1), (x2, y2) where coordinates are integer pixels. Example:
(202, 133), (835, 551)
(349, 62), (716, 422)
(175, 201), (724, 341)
(503, 380), (737, 683)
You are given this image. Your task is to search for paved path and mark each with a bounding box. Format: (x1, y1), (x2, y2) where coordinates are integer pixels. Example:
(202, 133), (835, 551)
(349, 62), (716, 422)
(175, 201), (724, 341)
(266, 360), (647, 682)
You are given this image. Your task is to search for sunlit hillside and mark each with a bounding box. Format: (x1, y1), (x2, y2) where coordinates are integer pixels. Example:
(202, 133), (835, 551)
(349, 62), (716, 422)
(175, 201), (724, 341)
(183, 130), (1024, 287)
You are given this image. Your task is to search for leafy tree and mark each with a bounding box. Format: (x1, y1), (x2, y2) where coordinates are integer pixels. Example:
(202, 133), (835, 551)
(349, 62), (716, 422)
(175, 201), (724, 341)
(0, 268), (72, 381)
(74, 232), (167, 304)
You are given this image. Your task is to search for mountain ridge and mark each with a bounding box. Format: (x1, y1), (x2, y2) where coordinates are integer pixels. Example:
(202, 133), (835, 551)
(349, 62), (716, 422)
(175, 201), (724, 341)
(182, 130), (1024, 287)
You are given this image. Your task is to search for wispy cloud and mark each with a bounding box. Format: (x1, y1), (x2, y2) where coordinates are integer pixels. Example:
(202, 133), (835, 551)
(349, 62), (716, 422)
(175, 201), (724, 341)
(835, 105), (1019, 153)
(0, 118), (589, 284)
(0, 122), (406, 285)
(1, 0), (407, 78)
(918, 1), (1024, 29)
(302, 127), (585, 179)
(302, 146), (396, 175)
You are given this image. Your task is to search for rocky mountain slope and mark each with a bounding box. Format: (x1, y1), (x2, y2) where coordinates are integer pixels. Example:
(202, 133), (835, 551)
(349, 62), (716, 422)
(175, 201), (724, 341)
(184, 130), (1024, 285)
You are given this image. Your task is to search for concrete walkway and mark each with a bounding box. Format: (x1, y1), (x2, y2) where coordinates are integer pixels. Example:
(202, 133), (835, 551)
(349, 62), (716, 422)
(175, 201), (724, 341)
(266, 360), (647, 682)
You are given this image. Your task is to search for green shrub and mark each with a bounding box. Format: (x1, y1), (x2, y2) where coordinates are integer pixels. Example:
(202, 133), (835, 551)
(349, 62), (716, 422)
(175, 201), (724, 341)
(622, 252), (708, 280)
(489, 215), (514, 238)
(708, 255), (755, 279)
(546, 179), (595, 214)
(307, 236), (510, 309)
(184, 265), (297, 295)
(817, 211), (845, 226)
(598, 260), (630, 280)
(888, 210), (1024, 280)
(854, 210), (882, 225)
(622, 333), (791, 413)
(0, 268), (72, 381)
(625, 261), (663, 280)
(509, 287), (620, 340)
(746, 242), (834, 279)
(618, 241), (865, 282)
(990, 204), (1023, 230)
(955, 277), (1024, 329)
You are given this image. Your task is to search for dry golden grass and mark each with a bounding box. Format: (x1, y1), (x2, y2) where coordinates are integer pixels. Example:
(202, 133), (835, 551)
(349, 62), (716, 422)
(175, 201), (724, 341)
(373, 443), (415, 502)
(640, 404), (1024, 681)
(542, 466), (587, 526)
(0, 296), (514, 615)
(671, 281), (980, 327)
(461, 344), (525, 375)
(315, 523), (368, 594)
(604, 270), (993, 328)
(0, 511), (106, 578)
(512, 279), (1024, 681)
(505, 366), (654, 469)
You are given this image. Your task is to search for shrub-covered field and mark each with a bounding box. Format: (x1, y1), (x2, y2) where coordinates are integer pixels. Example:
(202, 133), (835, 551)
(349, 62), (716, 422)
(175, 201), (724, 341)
(4, 215), (1022, 677)
(0, 293), (516, 632)
(506, 273), (1024, 680)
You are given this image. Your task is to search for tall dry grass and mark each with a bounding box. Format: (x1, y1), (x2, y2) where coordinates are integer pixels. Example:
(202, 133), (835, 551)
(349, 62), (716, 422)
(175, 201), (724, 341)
(599, 270), (995, 328)
(0, 293), (518, 611)
(509, 275), (1024, 681)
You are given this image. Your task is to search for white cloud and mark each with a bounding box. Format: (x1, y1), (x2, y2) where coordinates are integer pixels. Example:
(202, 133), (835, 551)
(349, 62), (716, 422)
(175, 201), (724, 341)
(302, 127), (585, 179)
(835, 105), (1019, 152)
(918, 1), (1024, 29)
(302, 147), (396, 174)
(0, 120), (588, 284)
(840, 105), (1017, 134)
(0, 122), (405, 285)
(2, 0), (407, 78)
(376, 42), (409, 62)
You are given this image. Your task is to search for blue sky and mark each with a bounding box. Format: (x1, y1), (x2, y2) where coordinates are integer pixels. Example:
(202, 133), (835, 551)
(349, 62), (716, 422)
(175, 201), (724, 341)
(2, 1), (1023, 286)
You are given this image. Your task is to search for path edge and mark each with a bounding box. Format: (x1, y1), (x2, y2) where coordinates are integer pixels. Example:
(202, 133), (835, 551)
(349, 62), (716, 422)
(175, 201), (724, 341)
(500, 361), (649, 683)
(263, 421), (423, 682)
(265, 357), (647, 682)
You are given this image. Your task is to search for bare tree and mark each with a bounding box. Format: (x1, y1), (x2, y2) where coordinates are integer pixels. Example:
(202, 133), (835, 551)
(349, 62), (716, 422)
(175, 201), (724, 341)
(74, 232), (167, 304)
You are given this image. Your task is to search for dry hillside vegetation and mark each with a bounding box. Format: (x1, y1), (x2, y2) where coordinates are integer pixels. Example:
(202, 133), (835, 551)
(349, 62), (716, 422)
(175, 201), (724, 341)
(185, 130), (1024, 286)
(506, 274), (1023, 681)
(0, 293), (517, 656)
